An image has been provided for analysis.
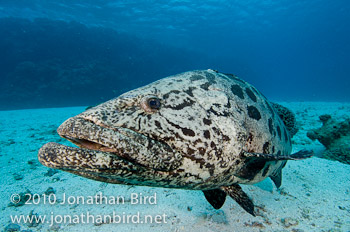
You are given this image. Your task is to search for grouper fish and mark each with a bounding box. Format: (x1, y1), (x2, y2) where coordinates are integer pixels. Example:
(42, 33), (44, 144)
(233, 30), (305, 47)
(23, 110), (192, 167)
(38, 69), (312, 216)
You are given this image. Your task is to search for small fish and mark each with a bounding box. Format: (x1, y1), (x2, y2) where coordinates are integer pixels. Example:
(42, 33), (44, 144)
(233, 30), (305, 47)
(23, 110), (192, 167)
(38, 70), (312, 216)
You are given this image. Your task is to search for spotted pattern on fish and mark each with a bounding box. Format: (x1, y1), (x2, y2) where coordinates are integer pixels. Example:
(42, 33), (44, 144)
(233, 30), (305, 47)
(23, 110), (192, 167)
(38, 69), (312, 215)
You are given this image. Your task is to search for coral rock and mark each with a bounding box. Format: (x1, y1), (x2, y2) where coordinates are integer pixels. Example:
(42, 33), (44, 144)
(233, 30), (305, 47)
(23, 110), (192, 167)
(307, 115), (350, 164)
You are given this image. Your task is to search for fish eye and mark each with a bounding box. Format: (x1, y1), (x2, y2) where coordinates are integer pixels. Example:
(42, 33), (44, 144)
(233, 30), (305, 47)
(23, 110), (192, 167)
(140, 96), (161, 113)
(147, 97), (161, 109)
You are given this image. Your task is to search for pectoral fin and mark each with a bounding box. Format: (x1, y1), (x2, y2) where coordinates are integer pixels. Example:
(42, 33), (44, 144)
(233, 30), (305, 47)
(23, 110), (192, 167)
(222, 184), (255, 216)
(202, 189), (227, 209)
(242, 149), (313, 161)
(203, 185), (255, 216)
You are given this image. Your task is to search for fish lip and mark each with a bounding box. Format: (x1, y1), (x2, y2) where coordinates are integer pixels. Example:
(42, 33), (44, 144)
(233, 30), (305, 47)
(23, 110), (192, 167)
(43, 116), (183, 172)
(38, 142), (143, 175)
(56, 117), (119, 153)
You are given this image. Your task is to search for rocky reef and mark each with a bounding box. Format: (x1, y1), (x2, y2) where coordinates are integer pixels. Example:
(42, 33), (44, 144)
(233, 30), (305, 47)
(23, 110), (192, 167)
(307, 114), (350, 164)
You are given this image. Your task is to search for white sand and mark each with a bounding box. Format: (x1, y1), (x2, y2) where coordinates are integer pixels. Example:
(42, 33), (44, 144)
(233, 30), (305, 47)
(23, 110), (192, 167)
(0, 102), (349, 232)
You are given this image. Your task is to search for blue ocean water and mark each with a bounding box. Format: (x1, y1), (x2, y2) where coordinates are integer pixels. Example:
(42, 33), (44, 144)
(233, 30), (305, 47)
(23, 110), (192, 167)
(0, 0), (349, 110)
(1, 2), (350, 231)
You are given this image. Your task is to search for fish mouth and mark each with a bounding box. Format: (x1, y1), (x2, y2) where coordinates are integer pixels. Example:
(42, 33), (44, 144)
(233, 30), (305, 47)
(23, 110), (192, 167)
(38, 117), (183, 173)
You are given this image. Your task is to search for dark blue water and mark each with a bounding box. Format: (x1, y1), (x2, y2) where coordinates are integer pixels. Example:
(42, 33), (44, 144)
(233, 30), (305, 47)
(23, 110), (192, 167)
(1, 0), (349, 109)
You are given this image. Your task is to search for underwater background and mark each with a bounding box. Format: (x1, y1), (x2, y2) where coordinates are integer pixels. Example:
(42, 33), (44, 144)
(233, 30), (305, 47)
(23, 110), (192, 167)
(1, 1), (350, 232)
(0, 0), (349, 110)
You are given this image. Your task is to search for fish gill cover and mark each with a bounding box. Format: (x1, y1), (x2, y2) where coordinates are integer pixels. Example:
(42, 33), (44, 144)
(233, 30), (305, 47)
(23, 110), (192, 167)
(0, 0), (349, 109)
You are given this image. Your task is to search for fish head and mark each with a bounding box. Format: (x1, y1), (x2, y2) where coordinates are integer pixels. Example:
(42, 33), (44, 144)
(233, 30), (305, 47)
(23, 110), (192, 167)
(38, 70), (246, 189)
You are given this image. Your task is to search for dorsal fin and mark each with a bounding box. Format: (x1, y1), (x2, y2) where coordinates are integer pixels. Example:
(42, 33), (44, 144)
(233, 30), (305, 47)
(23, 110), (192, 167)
(202, 189), (226, 209)
(271, 102), (298, 137)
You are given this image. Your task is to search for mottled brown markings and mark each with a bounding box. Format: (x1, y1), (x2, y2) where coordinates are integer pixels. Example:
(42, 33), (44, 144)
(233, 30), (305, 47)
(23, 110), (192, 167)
(154, 120), (161, 129)
(135, 118), (141, 131)
(268, 118), (274, 135)
(44, 149), (58, 163)
(144, 114), (151, 120)
(208, 107), (219, 116)
(167, 171), (180, 178)
(231, 84), (244, 99)
(209, 127), (229, 143)
(164, 97), (195, 110)
(125, 107), (138, 116)
(152, 87), (160, 95)
(247, 105), (261, 121)
(101, 113), (108, 121)
(182, 151), (207, 169)
(198, 147), (206, 155)
(162, 90), (181, 99)
(214, 150), (223, 161)
(222, 135), (230, 141)
(203, 118), (212, 125)
(128, 125), (136, 131)
(215, 160), (229, 168)
(208, 105), (230, 117)
(200, 82), (210, 90)
(165, 118), (195, 137)
(265, 100), (275, 118)
(224, 99), (231, 109)
(204, 72), (217, 84)
(246, 133), (254, 148)
(187, 148), (195, 155)
(190, 75), (204, 81)
(157, 116), (181, 140)
(236, 132), (247, 144)
(277, 125), (282, 140)
(204, 130), (211, 139)
(205, 163), (215, 176)
(245, 88), (257, 102)
(263, 142), (270, 154)
(212, 127), (220, 135)
(210, 141), (216, 149)
(184, 87), (195, 97)
(182, 128), (195, 137)
(283, 127), (289, 143)
(192, 138), (203, 149)
(174, 132), (181, 139)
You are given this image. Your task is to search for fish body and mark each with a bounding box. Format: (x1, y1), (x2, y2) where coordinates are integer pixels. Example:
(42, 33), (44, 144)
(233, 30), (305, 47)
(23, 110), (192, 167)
(38, 70), (312, 215)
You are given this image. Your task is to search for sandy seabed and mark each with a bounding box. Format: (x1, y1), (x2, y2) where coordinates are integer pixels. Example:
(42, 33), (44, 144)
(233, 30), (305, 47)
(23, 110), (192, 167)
(0, 102), (349, 232)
